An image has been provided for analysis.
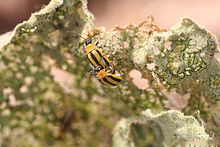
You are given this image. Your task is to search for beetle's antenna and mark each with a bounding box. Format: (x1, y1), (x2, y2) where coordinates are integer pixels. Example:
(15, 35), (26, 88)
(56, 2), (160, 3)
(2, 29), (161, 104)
(80, 69), (94, 83)
(66, 31), (87, 40)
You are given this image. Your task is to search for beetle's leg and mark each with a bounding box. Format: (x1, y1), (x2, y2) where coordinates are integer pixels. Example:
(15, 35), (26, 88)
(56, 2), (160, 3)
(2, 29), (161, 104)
(119, 68), (126, 76)
(95, 41), (99, 46)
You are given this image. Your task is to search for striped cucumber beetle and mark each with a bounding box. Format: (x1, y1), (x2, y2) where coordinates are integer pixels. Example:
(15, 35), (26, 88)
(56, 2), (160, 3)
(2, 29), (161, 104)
(94, 66), (122, 86)
(70, 31), (115, 73)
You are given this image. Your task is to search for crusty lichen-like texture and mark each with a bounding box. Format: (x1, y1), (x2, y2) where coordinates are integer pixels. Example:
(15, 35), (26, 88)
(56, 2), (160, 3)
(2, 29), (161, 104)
(98, 17), (220, 101)
(0, 0), (220, 146)
(113, 109), (210, 147)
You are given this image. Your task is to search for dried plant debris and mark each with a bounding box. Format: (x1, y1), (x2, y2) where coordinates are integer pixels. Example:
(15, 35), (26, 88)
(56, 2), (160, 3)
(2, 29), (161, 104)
(113, 109), (211, 147)
(0, 0), (220, 146)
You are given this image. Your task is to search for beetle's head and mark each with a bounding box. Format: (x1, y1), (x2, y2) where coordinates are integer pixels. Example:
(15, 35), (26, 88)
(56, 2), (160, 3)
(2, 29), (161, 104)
(85, 38), (92, 45)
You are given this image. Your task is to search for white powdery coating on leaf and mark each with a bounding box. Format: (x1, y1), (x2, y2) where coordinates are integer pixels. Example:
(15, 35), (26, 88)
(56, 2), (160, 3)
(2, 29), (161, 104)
(145, 110), (210, 145)
(0, 31), (13, 49)
(113, 109), (210, 147)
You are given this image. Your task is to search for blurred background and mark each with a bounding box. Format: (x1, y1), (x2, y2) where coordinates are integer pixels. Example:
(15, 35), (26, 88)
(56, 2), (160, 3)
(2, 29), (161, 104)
(0, 0), (220, 42)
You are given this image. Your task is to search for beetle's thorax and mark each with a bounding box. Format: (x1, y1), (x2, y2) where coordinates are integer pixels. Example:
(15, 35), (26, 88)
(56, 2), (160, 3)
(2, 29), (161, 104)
(86, 44), (96, 53)
(97, 69), (107, 79)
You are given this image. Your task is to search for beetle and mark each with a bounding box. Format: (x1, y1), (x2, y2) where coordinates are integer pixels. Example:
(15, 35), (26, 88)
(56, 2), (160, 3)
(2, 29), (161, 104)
(94, 66), (122, 86)
(70, 32), (115, 73)
(85, 38), (115, 74)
